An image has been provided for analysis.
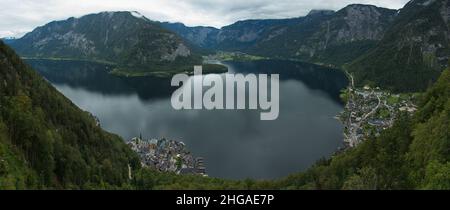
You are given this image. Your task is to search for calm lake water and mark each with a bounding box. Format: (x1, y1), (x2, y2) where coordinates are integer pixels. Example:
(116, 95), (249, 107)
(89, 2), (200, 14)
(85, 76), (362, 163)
(28, 59), (348, 180)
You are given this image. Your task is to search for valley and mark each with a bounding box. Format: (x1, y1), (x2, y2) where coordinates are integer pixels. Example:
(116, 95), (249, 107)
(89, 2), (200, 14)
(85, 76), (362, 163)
(0, 0), (449, 190)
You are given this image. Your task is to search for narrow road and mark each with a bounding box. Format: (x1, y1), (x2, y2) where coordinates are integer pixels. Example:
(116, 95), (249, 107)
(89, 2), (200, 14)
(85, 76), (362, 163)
(347, 91), (381, 147)
(344, 70), (355, 89)
(360, 92), (381, 123)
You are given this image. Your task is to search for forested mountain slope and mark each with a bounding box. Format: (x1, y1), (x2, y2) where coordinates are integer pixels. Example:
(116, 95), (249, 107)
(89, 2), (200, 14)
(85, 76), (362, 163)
(0, 40), (140, 189)
(347, 0), (450, 92)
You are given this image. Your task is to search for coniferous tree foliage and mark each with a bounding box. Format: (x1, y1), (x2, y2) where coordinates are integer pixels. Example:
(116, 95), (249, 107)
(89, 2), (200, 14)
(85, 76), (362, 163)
(0, 41), (140, 189)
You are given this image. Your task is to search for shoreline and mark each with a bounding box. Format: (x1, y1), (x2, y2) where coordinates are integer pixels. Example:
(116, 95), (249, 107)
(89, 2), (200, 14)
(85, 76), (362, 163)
(23, 57), (228, 78)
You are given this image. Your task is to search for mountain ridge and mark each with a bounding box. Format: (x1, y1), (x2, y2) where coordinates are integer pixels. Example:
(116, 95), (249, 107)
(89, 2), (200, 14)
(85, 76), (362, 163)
(9, 11), (206, 76)
(161, 4), (397, 67)
(7, 1), (450, 90)
(161, 1), (449, 92)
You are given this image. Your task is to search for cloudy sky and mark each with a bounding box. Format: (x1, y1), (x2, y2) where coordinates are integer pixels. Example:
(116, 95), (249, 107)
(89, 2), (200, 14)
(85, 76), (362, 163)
(0, 0), (410, 38)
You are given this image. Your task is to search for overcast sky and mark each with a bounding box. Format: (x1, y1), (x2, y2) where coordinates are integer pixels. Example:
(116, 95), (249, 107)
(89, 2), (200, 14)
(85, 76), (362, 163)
(0, 0), (410, 38)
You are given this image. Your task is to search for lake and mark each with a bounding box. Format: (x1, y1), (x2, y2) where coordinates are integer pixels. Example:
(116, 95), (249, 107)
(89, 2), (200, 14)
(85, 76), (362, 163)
(28, 59), (348, 180)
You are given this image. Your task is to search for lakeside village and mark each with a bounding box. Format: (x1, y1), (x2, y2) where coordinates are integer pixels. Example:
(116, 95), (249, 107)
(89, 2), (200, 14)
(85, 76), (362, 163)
(339, 84), (418, 148)
(127, 136), (207, 176)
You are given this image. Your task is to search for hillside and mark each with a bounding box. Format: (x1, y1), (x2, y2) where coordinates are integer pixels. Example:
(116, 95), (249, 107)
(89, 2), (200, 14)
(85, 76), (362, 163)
(1, 38), (15, 45)
(0, 40), (251, 190)
(275, 68), (450, 189)
(9, 11), (209, 77)
(347, 0), (450, 92)
(0, 40), (141, 189)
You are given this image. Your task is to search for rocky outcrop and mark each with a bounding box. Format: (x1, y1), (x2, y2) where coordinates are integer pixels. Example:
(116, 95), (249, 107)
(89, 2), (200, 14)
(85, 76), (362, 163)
(334, 4), (396, 42)
(161, 43), (191, 61)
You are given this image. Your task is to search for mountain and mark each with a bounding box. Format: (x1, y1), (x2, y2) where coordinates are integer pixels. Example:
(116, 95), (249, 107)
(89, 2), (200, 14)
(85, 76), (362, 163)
(0, 40), (140, 189)
(162, 15), (321, 52)
(161, 2), (449, 93)
(212, 17), (308, 52)
(243, 5), (397, 65)
(160, 22), (220, 49)
(246, 4), (396, 65)
(347, 0), (450, 92)
(160, 17), (306, 52)
(162, 5), (397, 66)
(9, 11), (204, 76)
(1, 38), (16, 45)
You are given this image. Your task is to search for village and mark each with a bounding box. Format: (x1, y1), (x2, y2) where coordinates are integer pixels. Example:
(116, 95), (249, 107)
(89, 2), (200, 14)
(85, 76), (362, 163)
(339, 85), (418, 147)
(128, 137), (206, 176)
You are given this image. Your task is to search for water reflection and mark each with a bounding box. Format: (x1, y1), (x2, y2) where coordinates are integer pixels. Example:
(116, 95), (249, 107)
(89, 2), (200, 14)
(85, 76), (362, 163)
(28, 59), (348, 180)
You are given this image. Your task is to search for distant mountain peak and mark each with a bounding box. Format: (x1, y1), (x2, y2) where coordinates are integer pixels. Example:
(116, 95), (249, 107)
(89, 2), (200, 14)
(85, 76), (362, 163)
(306, 9), (335, 16)
(77, 11), (151, 21)
(1, 37), (16, 40)
(340, 3), (399, 13)
(409, 0), (438, 7)
(1, 37), (17, 44)
(129, 11), (147, 20)
(344, 4), (382, 9)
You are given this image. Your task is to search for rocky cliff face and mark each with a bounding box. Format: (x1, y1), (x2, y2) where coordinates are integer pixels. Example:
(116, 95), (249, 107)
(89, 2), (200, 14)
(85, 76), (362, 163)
(393, 0), (450, 68)
(333, 4), (396, 42)
(295, 5), (396, 65)
(347, 0), (450, 92)
(11, 11), (197, 70)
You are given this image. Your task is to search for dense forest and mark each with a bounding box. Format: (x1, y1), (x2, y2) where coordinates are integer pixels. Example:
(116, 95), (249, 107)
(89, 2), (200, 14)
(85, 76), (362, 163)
(0, 40), (449, 189)
(0, 40), (141, 189)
